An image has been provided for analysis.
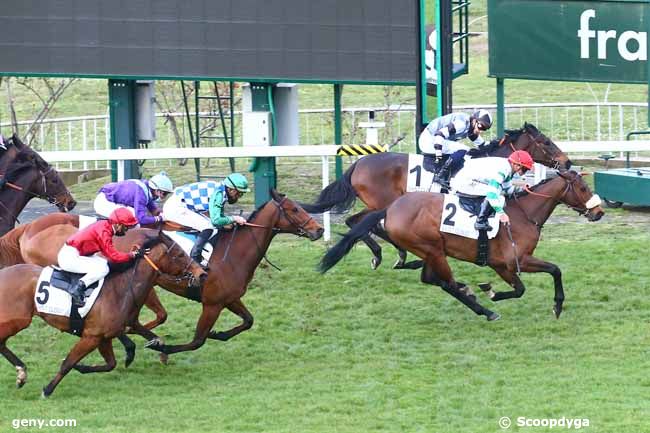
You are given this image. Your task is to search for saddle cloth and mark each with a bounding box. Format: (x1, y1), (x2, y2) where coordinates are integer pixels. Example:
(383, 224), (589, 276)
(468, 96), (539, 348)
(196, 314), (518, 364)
(163, 230), (216, 264)
(407, 154), (443, 193)
(34, 267), (104, 318)
(439, 194), (500, 240)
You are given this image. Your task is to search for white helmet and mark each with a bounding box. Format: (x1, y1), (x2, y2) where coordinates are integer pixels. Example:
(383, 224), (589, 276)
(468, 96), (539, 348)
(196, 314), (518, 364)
(472, 109), (493, 130)
(149, 171), (173, 193)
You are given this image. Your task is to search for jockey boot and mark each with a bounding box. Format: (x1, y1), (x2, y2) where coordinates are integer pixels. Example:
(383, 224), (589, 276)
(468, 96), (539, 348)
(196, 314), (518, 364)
(190, 229), (212, 264)
(70, 280), (87, 308)
(433, 157), (454, 188)
(474, 199), (493, 232)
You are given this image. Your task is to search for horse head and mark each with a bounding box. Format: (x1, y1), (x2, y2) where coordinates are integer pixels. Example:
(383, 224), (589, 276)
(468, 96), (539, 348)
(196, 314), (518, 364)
(505, 123), (572, 171)
(270, 189), (324, 240)
(556, 170), (604, 222)
(6, 148), (77, 212)
(131, 229), (208, 290)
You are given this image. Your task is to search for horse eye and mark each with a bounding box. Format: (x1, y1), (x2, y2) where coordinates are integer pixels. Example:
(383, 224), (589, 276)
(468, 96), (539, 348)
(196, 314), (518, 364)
(292, 207), (299, 213)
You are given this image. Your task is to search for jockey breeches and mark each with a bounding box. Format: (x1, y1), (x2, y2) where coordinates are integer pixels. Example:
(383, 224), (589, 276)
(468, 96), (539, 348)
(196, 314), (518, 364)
(57, 244), (110, 287)
(418, 130), (470, 155)
(94, 193), (136, 219)
(162, 193), (213, 231)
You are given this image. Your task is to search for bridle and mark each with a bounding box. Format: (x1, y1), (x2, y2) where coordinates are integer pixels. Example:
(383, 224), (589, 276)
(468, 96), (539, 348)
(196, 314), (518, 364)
(500, 128), (563, 170)
(513, 173), (592, 228)
(0, 163), (67, 207)
(220, 196), (317, 270)
(140, 239), (198, 287)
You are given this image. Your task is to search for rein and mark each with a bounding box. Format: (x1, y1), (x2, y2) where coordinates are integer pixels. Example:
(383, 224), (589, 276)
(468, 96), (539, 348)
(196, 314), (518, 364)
(0, 166), (64, 206)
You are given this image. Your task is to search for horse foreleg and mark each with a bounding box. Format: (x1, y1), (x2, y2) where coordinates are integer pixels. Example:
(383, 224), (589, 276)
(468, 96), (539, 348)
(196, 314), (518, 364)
(72, 338), (116, 374)
(140, 289), (168, 330)
(486, 266), (527, 302)
(345, 211), (383, 270)
(519, 256), (564, 318)
(422, 257), (500, 321)
(42, 336), (101, 397)
(117, 334), (136, 368)
(208, 299), (254, 341)
(147, 304), (223, 355)
(128, 321), (168, 365)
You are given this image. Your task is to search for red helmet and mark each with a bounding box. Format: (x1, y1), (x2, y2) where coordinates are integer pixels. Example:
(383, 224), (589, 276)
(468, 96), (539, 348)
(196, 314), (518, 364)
(508, 150), (534, 170)
(108, 208), (138, 226)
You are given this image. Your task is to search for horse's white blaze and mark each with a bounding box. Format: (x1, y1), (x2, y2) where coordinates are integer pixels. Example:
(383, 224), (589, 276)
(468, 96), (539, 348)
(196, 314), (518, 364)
(585, 194), (602, 209)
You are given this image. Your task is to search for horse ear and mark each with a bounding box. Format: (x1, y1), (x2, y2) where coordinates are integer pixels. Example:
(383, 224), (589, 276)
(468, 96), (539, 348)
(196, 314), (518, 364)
(270, 188), (281, 201)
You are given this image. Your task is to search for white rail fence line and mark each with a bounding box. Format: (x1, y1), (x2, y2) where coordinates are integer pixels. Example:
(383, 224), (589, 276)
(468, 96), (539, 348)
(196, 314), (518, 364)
(4, 102), (650, 170)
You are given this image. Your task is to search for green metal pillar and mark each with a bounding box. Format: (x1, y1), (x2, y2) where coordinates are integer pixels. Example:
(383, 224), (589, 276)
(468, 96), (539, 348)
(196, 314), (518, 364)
(248, 83), (277, 207)
(108, 79), (140, 181)
(334, 84), (343, 179)
(496, 78), (505, 136)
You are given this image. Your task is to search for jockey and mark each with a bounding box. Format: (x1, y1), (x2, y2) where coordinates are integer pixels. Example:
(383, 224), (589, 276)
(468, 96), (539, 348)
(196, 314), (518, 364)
(93, 172), (173, 226)
(450, 150), (534, 231)
(418, 109), (493, 186)
(163, 173), (250, 263)
(57, 208), (140, 307)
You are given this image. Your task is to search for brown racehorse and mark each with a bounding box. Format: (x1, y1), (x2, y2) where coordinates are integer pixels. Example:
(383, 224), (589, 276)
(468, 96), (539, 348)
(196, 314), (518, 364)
(0, 229), (207, 397)
(319, 171), (604, 321)
(144, 189), (324, 356)
(0, 145), (76, 235)
(0, 213), (187, 330)
(303, 123), (572, 269)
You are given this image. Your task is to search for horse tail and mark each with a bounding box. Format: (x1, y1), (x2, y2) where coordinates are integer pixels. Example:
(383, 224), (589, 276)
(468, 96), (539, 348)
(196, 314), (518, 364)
(300, 161), (357, 214)
(319, 209), (387, 273)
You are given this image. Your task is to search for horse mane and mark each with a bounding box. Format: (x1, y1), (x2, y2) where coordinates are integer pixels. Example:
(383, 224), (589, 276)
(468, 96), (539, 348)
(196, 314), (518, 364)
(3, 148), (48, 182)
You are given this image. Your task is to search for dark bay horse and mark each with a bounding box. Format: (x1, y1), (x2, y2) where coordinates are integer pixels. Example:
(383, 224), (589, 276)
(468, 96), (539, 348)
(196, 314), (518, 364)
(320, 171), (604, 321)
(0, 144), (76, 235)
(144, 189), (324, 356)
(304, 123), (573, 269)
(0, 229), (206, 396)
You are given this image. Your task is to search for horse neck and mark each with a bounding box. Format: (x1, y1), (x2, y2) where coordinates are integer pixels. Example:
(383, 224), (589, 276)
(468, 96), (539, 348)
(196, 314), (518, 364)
(0, 224), (27, 268)
(114, 254), (160, 316)
(513, 178), (567, 227)
(0, 187), (34, 236)
(215, 202), (278, 277)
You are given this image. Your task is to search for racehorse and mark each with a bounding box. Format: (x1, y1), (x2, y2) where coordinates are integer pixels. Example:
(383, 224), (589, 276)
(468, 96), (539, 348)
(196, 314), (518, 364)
(144, 189), (324, 356)
(0, 213), (188, 330)
(0, 144), (76, 235)
(319, 171), (604, 321)
(0, 228), (207, 396)
(303, 123), (572, 270)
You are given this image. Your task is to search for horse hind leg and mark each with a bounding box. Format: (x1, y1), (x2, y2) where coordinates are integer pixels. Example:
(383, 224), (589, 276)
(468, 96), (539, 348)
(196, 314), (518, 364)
(422, 257), (500, 321)
(345, 211), (383, 270)
(42, 336), (101, 397)
(0, 319), (32, 388)
(1, 340), (28, 388)
(72, 338), (116, 374)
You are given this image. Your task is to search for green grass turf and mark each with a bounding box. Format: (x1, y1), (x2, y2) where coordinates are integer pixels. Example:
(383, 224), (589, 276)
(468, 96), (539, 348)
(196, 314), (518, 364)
(1, 217), (649, 433)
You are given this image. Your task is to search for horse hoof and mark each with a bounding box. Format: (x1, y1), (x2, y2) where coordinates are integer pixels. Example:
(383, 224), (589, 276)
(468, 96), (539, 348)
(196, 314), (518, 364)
(478, 283), (492, 292)
(159, 353), (169, 365)
(392, 260), (404, 269)
(16, 367), (27, 388)
(371, 258), (381, 270)
(553, 306), (562, 319)
(487, 312), (501, 321)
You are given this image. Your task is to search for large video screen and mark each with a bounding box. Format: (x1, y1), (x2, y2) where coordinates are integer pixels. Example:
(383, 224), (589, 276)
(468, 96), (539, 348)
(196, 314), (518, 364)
(0, 0), (416, 84)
